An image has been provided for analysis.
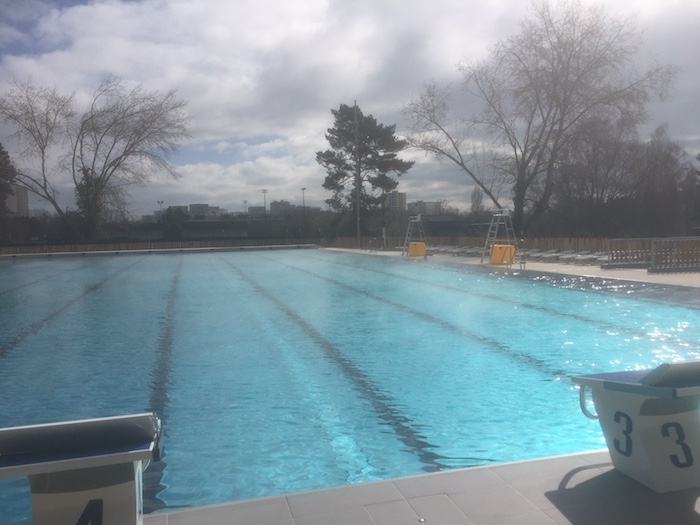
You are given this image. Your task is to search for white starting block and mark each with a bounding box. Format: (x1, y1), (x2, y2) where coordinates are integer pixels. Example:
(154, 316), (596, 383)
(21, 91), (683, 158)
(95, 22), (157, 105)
(574, 362), (700, 492)
(0, 413), (161, 525)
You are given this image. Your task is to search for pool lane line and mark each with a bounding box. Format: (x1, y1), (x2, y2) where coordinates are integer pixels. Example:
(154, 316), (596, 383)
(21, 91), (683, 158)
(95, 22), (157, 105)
(143, 254), (184, 513)
(220, 257), (499, 472)
(0, 257), (145, 360)
(0, 273), (59, 297)
(0, 260), (94, 298)
(306, 253), (694, 352)
(313, 254), (639, 333)
(262, 255), (571, 380)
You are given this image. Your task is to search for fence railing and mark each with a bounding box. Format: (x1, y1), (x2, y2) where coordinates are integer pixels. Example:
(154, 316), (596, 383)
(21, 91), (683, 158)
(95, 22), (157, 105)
(605, 238), (655, 268)
(0, 238), (319, 256)
(0, 236), (612, 256)
(4, 237), (699, 273)
(650, 238), (700, 273)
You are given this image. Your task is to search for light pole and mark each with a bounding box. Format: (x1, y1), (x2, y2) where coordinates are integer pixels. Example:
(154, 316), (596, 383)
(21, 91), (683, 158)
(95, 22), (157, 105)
(353, 102), (361, 248)
(301, 187), (306, 239)
(243, 200), (247, 214)
(261, 189), (267, 215)
(157, 200), (163, 223)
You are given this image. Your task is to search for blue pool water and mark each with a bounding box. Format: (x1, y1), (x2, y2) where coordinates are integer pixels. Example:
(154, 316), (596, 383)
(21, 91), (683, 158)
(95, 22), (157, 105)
(1, 248), (700, 521)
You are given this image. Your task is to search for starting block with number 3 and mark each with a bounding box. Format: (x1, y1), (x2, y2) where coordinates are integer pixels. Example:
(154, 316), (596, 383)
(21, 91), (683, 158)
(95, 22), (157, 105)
(0, 413), (161, 525)
(574, 362), (700, 493)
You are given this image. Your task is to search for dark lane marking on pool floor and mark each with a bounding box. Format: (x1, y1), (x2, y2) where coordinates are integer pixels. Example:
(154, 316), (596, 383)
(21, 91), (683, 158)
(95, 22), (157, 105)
(0, 262), (94, 298)
(264, 256), (570, 380)
(0, 257), (145, 360)
(144, 254), (183, 513)
(316, 251), (697, 356)
(312, 251), (668, 343)
(220, 257), (499, 472)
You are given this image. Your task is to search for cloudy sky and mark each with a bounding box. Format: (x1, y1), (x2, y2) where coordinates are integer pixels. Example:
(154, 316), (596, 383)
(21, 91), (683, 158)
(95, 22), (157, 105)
(1, 0), (699, 216)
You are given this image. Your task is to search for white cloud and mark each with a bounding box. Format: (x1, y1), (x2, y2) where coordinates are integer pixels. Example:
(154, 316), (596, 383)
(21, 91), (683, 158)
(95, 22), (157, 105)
(1, 0), (698, 216)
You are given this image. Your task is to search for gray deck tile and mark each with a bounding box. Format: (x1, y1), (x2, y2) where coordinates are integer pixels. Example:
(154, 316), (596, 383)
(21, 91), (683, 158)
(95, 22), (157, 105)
(144, 515), (167, 525)
(286, 479), (402, 519)
(392, 466), (503, 498)
(406, 494), (475, 524)
(364, 499), (421, 525)
(483, 510), (558, 525)
(490, 454), (603, 487)
(450, 481), (539, 523)
(162, 496), (292, 525)
(143, 451), (700, 525)
(293, 506), (375, 525)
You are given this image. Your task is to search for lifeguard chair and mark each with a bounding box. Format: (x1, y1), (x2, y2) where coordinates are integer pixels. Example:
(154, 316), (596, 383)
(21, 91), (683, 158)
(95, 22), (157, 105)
(401, 215), (427, 257)
(481, 210), (517, 265)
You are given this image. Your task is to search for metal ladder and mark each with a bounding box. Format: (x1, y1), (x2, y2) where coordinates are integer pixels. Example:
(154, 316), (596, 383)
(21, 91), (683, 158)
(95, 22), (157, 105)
(480, 210), (516, 263)
(402, 215), (427, 256)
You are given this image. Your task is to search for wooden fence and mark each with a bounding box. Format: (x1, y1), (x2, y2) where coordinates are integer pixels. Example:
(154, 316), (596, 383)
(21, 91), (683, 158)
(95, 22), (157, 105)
(604, 238), (654, 268)
(649, 238), (700, 273)
(0, 238), (318, 256)
(325, 236), (610, 254)
(5, 237), (700, 274)
(0, 236), (611, 256)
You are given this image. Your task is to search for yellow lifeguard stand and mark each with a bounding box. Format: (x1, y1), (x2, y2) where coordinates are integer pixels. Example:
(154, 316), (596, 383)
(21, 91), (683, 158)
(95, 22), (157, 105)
(481, 210), (517, 265)
(402, 215), (427, 257)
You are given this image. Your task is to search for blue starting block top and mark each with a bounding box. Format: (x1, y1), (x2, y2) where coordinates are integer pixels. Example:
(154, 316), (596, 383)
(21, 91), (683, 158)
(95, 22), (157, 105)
(0, 413), (160, 479)
(573, 362), (700, 400)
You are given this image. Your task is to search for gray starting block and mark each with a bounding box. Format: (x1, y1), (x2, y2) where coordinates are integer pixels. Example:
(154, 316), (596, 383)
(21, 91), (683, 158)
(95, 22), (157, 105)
(574, 362), (700, 492)
(0, 413), (161, 525)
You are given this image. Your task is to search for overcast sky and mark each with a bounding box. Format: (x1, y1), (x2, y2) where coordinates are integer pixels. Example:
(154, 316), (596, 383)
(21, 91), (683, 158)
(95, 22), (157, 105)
(1, 0), (698, 216)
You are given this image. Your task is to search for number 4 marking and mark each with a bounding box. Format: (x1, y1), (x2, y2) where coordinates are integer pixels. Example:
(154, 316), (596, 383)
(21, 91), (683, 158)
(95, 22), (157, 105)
(76, 499), (103, 525)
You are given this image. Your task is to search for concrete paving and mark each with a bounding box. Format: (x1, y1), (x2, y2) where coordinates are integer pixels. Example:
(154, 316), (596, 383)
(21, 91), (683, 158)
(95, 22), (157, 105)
(144, 450), (700, 525)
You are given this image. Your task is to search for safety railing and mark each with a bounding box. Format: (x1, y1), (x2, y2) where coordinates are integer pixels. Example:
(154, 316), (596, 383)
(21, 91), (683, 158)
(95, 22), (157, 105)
(650, 237), (700, 273)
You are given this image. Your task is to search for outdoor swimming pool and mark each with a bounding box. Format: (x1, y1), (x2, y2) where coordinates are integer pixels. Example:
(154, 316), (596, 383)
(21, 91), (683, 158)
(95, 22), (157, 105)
(1, 248), (699, 522)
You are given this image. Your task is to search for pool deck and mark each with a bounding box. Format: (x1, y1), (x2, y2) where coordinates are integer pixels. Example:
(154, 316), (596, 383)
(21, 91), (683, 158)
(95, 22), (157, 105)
(144, 450), (700, 525)
(144, 250), (700, 525)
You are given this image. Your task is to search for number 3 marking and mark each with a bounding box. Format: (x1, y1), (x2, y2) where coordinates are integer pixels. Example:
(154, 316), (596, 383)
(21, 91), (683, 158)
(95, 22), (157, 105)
(613, 411), (633, 457)
(661, 422), (694, 468)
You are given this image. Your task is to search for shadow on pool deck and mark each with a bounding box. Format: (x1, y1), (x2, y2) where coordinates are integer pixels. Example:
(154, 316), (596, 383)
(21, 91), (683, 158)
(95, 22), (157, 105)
(143, 450), (700, 525)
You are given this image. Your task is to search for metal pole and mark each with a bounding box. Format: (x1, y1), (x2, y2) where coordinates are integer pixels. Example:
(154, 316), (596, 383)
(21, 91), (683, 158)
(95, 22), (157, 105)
(301, 187), (306, 238)
(354, 102), (361, 249)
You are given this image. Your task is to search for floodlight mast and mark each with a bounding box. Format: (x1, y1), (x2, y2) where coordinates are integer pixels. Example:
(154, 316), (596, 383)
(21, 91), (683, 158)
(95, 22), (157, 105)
(354, 101), (361, 248)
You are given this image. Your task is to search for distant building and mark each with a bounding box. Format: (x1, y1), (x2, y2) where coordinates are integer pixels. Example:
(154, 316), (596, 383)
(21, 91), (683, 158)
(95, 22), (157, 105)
(5, 185), (29, 217)
(385, 191), (406, 211)
(270, 200), (294, 216)
(189, 203), (209, 217)
(189, 203), (228, 218)
(247, 206), (266, 217)
(407, 201), (442, 215)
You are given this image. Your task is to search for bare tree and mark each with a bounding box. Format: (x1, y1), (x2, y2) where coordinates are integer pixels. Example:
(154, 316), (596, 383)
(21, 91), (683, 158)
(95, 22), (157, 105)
(404, 0), (675, 234)
(0, 80), (75, 217)
(0, 76), (190, 239)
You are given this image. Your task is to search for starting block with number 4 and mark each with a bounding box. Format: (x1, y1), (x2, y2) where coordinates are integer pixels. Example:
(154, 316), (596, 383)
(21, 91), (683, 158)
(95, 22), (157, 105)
(0, 413), (161, 525)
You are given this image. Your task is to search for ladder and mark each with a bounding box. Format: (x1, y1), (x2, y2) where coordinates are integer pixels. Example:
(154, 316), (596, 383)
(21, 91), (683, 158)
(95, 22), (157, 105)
(402, 215), (427, 256)
(480, 210), (517, 263)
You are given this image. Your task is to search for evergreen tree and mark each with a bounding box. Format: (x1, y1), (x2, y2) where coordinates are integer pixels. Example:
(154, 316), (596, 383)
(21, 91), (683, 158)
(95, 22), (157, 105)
(316, 104), (413, 236)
